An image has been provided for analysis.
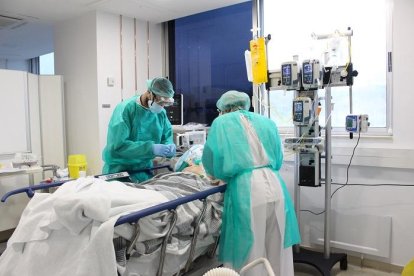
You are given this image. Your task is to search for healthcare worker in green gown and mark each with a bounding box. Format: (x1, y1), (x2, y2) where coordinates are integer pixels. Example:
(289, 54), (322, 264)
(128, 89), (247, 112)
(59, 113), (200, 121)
(102, 77), (176, 182)
(202, 90), (301, 276)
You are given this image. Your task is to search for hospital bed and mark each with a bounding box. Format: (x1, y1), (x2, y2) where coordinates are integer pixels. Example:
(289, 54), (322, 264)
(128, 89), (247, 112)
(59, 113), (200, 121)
(0, 166), (227, 276)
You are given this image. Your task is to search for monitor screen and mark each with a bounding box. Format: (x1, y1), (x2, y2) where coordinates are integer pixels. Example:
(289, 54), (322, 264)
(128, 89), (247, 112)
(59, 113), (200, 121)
(303, 62), (313, 84)
(282, 64), (292, 85)
(165, 93), (183, 125)
(293, 101), (304, 122)
(294, 101), (303, 112)
(282, 64), (291, 75)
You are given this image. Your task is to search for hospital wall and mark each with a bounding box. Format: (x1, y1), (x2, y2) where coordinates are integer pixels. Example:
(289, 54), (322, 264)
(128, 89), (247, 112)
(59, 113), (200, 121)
(54, 11), (164, 175)
(281, 0), (414, 268)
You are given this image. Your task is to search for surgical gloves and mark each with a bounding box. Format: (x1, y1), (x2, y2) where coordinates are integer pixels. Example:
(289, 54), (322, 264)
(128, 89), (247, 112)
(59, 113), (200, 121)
(166, 144), (176, 157)
(152, 144), (176, 157)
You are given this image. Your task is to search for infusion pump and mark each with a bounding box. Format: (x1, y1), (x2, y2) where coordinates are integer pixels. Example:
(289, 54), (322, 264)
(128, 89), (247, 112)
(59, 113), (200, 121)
(281, 61), (300, 90)
(302, 59), (321, 90)
(345, 114), (370, 133)
(293, 97), (313, 126)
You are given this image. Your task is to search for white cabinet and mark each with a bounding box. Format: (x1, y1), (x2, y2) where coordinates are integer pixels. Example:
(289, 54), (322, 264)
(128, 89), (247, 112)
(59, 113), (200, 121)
(0, 69), (65, 231)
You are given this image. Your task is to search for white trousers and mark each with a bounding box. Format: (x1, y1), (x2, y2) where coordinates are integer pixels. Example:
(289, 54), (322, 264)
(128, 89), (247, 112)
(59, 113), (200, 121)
(241, 168), (294, 276)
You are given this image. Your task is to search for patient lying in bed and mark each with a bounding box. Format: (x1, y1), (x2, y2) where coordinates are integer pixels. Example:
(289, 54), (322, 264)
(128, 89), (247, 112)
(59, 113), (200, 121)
(0, 145), (222, 276)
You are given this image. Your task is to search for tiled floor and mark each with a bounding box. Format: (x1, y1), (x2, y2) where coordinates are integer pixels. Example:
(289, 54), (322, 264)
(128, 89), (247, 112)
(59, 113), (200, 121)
(295, 263), (401, 276)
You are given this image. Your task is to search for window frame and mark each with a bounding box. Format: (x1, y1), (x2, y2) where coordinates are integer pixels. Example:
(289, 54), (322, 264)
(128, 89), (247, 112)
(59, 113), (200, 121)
(263, 0), (393, 137)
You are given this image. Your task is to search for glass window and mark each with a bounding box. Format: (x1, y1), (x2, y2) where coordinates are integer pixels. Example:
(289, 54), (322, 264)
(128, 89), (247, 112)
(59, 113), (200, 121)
(172, 2), (252, 126)
(265, 0), (390, 132)
(39, 52), (55, 75)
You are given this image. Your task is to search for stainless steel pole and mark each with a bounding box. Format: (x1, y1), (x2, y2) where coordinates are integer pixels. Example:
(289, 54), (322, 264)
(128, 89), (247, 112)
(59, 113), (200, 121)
(348, 34), (353, 114)
(294, 90), (301, 253)
(324, 87), (332, 258)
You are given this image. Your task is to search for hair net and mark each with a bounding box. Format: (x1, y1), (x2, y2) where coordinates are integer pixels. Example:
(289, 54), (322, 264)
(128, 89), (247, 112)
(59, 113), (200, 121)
(146, 77), (175, 98)
(216, 90), (251, 112)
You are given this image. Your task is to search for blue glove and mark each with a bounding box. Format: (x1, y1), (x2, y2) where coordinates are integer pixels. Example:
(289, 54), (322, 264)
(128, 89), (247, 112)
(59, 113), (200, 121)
(166, 144), (176, 158)
(152, 144), (170, 157)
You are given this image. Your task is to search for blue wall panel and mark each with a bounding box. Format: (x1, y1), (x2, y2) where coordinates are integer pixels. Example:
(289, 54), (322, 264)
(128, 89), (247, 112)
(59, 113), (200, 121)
(174, 2), (252, 125)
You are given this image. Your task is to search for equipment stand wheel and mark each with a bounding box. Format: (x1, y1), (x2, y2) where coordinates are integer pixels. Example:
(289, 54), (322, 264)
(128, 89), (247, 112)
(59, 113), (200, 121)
(294, 247), (348, 276)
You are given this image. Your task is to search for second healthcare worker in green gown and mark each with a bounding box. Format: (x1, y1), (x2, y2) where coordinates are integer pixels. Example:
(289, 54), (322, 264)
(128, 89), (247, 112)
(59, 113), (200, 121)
(102, 77), (176, 182)
(202, 90), (301, 276)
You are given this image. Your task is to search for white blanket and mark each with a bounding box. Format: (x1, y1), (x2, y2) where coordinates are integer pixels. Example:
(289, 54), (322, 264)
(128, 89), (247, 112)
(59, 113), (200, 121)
(0, 177), (168, 276)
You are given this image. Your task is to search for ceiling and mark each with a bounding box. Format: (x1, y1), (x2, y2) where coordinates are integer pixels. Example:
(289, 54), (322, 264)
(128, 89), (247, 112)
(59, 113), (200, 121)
(0, 0), (250, 60)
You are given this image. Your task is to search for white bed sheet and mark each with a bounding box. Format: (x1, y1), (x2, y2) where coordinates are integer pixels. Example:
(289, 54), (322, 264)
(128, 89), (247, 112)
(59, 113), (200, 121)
(0, 177), (168, 276)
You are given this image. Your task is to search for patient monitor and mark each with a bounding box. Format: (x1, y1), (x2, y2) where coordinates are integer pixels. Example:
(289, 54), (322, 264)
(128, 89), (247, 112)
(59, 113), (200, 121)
(175, 130), (206, 150)
(165, 93), (183, 125)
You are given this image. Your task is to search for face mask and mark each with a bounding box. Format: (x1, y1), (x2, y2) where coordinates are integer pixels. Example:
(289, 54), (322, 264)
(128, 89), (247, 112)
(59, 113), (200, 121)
(148, 100), (164, 114)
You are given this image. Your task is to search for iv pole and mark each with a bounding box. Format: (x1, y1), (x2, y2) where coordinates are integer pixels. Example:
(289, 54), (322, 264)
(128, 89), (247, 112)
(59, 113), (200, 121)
(252, 0), (270, 116)
(293, 28), (355, 276)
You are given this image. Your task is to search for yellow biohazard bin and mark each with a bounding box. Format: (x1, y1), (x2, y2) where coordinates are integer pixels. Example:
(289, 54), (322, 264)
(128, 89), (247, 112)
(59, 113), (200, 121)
(68, 154), (87, 178)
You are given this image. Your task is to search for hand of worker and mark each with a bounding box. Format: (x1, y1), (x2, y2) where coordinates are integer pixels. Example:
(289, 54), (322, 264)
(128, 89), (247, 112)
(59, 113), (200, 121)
(166, 144), (176, 158)
(152, 144), (170, 157)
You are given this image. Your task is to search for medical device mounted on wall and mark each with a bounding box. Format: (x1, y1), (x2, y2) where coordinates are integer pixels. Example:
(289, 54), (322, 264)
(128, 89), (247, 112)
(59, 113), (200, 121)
(345, 114), (370, 133)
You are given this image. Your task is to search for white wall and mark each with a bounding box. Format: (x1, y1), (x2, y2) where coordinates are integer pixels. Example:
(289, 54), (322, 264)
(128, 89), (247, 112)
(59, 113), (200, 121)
(38, 75), (66, 168)
(282, 0), (414, 267)
(148, 23), (164, 78)
(55, 12), (100, 175)
(55, 11), (163, 175)
(96, 12), (123, 174)
(392, 0), (414, 149)
(96, 12), (164, 175)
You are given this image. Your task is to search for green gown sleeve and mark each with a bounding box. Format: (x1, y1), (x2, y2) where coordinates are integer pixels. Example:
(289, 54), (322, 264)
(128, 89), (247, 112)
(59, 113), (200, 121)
(103, 102), (154, 167)
(160, 116), (173, 145)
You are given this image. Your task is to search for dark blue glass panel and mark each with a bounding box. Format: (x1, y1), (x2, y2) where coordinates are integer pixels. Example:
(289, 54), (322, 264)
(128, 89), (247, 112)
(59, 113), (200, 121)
(174, 2), (252, 126)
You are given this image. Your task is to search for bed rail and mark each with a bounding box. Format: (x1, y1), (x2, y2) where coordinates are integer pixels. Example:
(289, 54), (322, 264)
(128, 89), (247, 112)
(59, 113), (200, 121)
(1, 164), (172, 203)
(115, 185), (226, 226)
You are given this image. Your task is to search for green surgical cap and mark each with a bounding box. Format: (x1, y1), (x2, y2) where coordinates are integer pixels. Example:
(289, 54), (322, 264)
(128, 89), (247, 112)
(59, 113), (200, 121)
(146, 77), (175, 98)
(216, 90), (251, 112)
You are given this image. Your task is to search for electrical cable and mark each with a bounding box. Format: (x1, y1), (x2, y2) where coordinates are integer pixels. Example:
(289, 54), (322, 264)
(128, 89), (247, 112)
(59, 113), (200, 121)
(302, 182), (414, 216)
(330, 130), (361, 199)
(300, 130), (359, 216)
(302, 128), (414, 216)
(300, 209), (325, 215)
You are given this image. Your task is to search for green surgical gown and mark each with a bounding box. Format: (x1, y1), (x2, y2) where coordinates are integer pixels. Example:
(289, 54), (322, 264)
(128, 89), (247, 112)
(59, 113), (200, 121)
(102, 95), (173, 182)
(202, 110), (300, 269)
